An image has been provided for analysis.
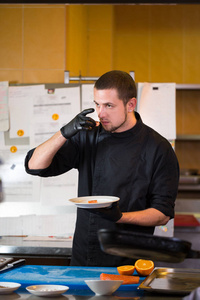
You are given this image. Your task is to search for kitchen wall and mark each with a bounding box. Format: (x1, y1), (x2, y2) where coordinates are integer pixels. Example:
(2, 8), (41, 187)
(0, 4), (200, 169)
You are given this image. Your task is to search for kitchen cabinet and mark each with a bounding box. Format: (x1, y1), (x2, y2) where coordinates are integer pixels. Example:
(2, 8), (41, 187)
(175, 84), (200, 171)
(174, 85), (200, 274)
(175, 84), (200, 203)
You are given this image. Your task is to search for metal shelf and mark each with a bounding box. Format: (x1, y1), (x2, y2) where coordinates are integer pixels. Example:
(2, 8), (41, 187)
(176, 135), (200, 141)
(176, 84), (200, 90)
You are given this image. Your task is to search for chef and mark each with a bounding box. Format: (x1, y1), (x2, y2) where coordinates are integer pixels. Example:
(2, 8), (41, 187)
(25, 70), (179, 267)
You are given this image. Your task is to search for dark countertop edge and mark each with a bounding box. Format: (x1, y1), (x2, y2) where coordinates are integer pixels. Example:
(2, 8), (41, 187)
(0, 245), (72, 257)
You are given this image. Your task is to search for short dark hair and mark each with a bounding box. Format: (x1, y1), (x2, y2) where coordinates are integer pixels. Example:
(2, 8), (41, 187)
(94, 70), (137, 105)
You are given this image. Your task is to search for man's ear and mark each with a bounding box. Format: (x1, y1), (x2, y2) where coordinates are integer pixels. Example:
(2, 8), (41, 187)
(127, 97), (137, 112)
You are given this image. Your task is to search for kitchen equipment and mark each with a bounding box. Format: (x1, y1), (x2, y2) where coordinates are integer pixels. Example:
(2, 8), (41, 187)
(0, 259), (26, 273)
(138, 268), (200, 294)
(174, 214), (200, 227)
(179, 169), (200, 185)
(0, 258), (13, 269)
(98, 229), (200, 263)
(180, 169), (199, 176)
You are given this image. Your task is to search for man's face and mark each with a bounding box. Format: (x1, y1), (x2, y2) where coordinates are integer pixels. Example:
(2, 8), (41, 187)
(94, 88), (130, 133)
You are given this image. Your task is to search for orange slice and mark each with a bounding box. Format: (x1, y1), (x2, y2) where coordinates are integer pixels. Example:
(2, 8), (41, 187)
(117, 265), (135, 276)
(135, 259), (154, 276)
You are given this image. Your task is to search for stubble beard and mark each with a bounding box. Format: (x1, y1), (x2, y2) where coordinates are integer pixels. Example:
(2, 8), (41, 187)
(102, 109), (128, 133)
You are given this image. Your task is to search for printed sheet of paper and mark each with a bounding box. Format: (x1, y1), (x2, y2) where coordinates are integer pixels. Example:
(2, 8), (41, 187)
(0, 214), (76, 236)
(0, 216), (23, 235)
(137, 83), (176, 140)
(81, 84), (99, 121)
(0, 148), (40, 202)
(21, 214), (76, 236)
(30, 86), (81, 147)
(29, 86), (80, 204)
(0, 81), (9, 131)
(8, 85), (45, 139)
(40, 170), (78, 206)
(0, 131), (4, 147)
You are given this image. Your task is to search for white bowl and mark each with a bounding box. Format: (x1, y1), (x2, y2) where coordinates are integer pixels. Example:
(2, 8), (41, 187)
(85, 280), (123, 296)
(0, 282), (21, 294)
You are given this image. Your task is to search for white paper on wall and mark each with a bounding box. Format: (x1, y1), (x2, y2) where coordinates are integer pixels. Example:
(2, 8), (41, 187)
(22, 214), (76, 236)
(154, 219), (174, 237)
(0, 213), (76, 237)
(0, 81), (9, 132)
(30, 86), (81, 148)
(0, 148), (41, 202)
(40, 169), (78, 206)
(137, 83), (176, 140)
(0, 132), (5, 147)
(28, 86), (80, 206)
(8, 85), (45, 139)
(81, 84), (99, 121)
(0, 216), (23, 235)
(0, 85), (83, 237)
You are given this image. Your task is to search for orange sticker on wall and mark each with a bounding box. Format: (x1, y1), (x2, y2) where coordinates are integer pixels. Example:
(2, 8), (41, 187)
(10, 146), (17, 153)
(17, 129), (24, 137)
(52, 113), (59, 120)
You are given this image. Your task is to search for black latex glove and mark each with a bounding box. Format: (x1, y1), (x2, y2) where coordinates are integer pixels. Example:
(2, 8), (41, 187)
(60, 108), (96, 139)
(86, 201), (122, 222)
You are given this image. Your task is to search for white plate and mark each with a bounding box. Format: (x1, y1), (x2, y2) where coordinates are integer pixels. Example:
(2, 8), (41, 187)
(26, 285), (69, 297)
(69, 195), (119, 208)
(0, 282), (21, 294)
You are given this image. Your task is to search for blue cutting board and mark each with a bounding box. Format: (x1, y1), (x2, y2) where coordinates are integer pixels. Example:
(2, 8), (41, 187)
(0, 265), (144, 290)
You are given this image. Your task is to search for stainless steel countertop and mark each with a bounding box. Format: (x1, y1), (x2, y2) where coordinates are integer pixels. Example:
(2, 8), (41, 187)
(0, 289), (188, 300)
(0, 236), (72, 259)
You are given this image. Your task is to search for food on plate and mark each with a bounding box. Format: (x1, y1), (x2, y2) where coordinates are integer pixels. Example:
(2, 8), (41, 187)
(100, 273), (139, 284)
(135, 259), (154, 276)
(117, 265), (135, 276)
(88, 200), (98, 203)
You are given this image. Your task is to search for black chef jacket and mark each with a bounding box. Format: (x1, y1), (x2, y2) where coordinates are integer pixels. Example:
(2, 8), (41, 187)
(25, 112), (179, 267)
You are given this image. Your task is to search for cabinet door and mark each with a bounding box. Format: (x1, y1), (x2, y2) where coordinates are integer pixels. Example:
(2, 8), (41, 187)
(175, 85), (200, 170)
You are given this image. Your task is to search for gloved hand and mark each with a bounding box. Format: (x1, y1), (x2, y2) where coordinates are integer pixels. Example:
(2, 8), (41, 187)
(86, 201), (122, 222)
(60, 108), (96, 139)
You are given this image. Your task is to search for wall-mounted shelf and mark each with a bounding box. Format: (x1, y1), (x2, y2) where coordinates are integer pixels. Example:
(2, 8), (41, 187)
(176, 135), (200, 141)
(176, 84), (200, 90)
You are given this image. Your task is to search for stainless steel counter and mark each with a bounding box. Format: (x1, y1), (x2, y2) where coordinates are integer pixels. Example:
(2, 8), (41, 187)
(0, 236), (72, 265)
(0, 289), (189, 300)
(0, 238), (198, 300)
